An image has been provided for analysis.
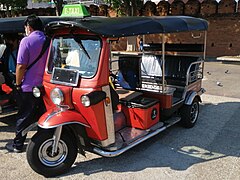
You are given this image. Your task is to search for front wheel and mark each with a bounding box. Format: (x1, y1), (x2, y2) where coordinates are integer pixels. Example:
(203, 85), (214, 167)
(180, 98), (199, 128)
(26, 129), (78, 177)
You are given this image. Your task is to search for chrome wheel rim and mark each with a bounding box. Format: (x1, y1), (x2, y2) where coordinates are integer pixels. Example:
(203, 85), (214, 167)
(190, 102), (199, 123)
(38, 139), (68, 167)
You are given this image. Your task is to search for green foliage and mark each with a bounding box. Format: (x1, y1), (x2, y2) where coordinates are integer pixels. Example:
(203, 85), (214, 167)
(13, 0), (28, 9)
(30, 0), (63, 16)
(106, 0), (143, 16)
(0, 0), (28, 9)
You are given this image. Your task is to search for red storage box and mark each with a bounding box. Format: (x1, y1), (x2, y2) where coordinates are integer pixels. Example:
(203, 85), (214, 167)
(121, 96), (160, 130)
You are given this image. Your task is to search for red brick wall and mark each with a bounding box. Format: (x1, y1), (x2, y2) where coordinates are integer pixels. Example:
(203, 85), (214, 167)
(218, 0), (236, 14)
(5, 0), (240, 57)
(185, 0), (201, 16)
(200, 0), (218, 16)
(156, 1), (170, 16)
(170, 0), (185, 15)
(206, 16), (240, 57)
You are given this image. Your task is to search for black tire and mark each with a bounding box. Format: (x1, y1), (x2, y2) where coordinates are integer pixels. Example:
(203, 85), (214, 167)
(180, 98), (199, 128)
(26, 129), (78, 177)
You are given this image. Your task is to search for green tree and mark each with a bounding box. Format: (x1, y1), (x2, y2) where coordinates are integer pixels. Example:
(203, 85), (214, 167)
(0, 0), (27, 16)
(32, 0), (63, 16)
(108, 0), (143, 16)
(0, 0), (27, 9)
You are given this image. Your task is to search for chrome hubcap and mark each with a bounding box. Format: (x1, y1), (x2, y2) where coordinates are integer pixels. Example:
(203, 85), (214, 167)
(38, 138), (68, 167)
(190, 102), (199, 123)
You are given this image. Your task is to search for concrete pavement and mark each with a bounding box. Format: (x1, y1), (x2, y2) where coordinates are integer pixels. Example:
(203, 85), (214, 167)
(0, 61), (239, 179)
(0, 94), (239, 180)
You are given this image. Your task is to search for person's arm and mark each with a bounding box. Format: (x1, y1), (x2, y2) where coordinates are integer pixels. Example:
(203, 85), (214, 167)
(16, 63), (27, 86)
(16, 37), (28, 88)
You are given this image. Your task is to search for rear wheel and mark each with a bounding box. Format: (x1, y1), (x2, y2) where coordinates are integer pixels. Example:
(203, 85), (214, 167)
(180, 98), (199, 128)
(26, 129), (78, 177)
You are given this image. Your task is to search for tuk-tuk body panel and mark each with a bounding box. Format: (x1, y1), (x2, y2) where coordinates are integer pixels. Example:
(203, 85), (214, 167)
(38, 108), (90, 128)
(44, 32), (109, 88)
(143, 92), (173, 109)
(42, 81), (74, 110)
(41, 34), (111, 141)
(186, 79), (202, 93)
(72, 88), (108, 141)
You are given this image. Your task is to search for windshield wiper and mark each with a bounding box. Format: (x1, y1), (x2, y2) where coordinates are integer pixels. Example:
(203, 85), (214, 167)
(78, 39), (91, 60)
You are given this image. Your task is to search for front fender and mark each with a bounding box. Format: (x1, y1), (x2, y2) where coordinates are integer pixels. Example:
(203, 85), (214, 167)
(38, 108), (90, 129)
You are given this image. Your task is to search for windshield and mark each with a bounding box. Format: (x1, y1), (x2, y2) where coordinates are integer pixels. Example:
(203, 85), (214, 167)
(48, 35), (101, 78)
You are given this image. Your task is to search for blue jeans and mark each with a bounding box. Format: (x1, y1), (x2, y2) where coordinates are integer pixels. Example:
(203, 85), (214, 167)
(13, 91), (45, 149)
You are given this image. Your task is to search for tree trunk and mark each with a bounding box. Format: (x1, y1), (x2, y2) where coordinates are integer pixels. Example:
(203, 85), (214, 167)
(54, 0), (63, 16)
(131, 0), (138, 16)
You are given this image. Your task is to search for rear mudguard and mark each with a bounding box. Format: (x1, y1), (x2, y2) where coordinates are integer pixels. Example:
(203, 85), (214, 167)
(185, 91), (202, 105)
(38, 108), (90, 129)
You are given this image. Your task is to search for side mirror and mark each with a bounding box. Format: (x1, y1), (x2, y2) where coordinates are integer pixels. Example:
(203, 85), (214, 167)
(0, 44), (6, 59)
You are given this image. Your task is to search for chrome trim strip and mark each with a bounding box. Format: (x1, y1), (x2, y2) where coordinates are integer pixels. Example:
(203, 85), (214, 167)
(93, 117), (182, 157)
(39, 121), (90, 129)
(172, 99), (184, 107)
(101, 85), (115, 147)
(186, 60), (204, 86)
(41, 108), (90, 128)
(43, 108), (63, 124)
(93, 126), (167, 157)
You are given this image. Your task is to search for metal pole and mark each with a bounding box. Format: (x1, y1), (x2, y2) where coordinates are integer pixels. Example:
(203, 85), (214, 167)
(162, 34), (165, 92)
(203, 31), (207, 60)
(202, 31), (207, 75)
(109, 40), (112, 69)
(52, 126), (62, 155)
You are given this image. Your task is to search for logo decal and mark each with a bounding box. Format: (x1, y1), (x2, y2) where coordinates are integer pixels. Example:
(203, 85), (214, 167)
(151, 108), (157, 120)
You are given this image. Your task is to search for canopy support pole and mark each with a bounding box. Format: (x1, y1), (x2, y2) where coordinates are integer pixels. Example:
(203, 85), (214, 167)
(202, 31), (207, 74)
(109, 40), (112, 70)
(161, 34), (166, 92)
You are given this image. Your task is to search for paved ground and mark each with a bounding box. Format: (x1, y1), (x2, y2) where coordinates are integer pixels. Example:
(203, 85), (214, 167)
(0, 62), (239, 180)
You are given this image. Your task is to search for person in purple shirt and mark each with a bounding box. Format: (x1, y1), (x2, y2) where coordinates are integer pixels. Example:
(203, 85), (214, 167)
(6, 15), (47, 153)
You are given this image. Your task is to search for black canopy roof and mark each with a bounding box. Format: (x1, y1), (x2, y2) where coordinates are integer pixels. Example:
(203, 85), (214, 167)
(0, 16), (71, 34)
(45, 16), (208, 37)
(0, 16), (208, 37)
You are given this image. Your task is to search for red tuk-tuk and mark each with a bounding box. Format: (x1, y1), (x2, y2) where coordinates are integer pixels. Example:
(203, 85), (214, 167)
(23, 11), (208, 177)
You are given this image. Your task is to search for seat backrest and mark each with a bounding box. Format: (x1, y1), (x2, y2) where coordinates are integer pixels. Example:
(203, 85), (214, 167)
(141, 55), (162, 77)
(118, 56), (140, 89)
(165, 56), (199, 79)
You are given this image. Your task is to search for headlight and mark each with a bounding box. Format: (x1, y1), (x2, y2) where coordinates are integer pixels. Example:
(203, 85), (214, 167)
(32, 85), (45, 98)
(50, 88), (64, 105)
(81, 95), (91, 107)
(81, 91), (106, 107)
(33, 87), (41, 98)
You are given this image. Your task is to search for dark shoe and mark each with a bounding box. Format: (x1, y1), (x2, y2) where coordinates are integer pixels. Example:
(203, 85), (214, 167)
(5, 141), (23, 153)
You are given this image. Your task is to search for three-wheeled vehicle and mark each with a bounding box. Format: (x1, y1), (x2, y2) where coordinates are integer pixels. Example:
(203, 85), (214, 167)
(24, 12), (208, 177)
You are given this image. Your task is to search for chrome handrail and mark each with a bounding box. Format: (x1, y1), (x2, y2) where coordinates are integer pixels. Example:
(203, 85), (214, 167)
(186, 60), (204, 85)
